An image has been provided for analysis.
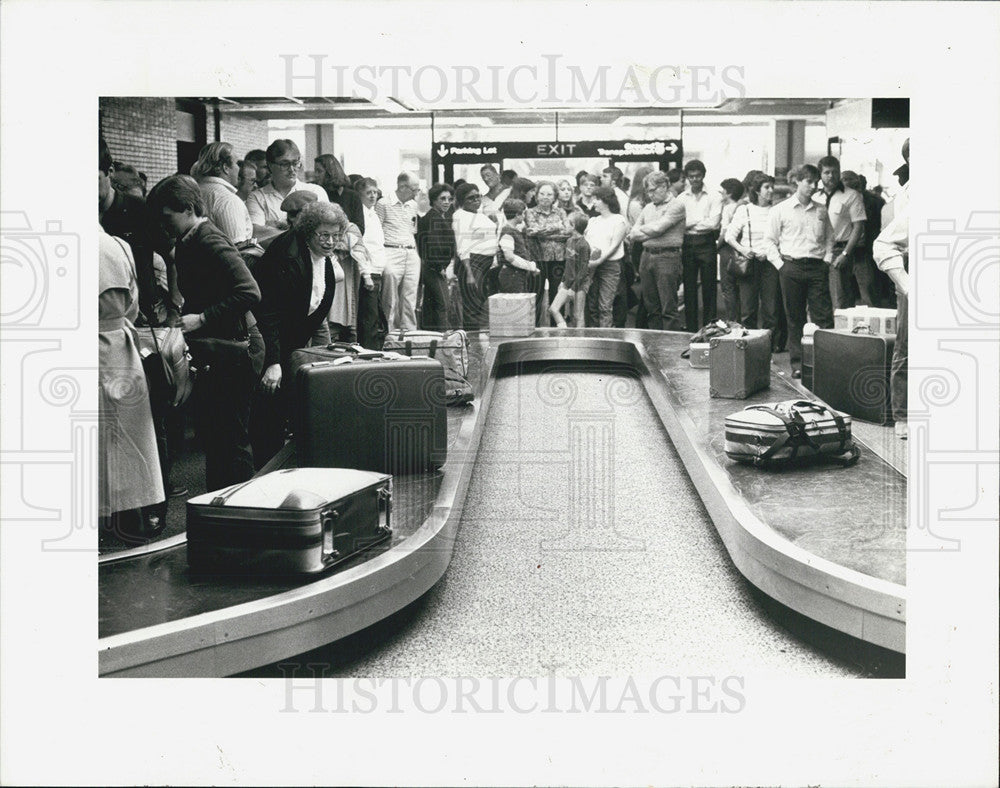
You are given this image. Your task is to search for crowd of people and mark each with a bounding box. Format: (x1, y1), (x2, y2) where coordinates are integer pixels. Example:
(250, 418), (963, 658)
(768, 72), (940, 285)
(98, 132), (910, 542)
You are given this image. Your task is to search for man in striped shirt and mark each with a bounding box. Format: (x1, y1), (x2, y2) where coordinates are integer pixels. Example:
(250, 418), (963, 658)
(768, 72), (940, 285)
(765, 164), (835, 378)
(376, 172), (422, 331)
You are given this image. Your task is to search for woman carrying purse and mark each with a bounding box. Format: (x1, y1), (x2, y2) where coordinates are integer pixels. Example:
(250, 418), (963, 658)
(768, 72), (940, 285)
(725, 172), (779, 338)
(147, 175), (263, 491)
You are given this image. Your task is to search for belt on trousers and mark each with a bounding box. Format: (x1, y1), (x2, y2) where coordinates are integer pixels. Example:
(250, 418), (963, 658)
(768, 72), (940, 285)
(644, 245), (682, 253)
(383, 243), (415, 250)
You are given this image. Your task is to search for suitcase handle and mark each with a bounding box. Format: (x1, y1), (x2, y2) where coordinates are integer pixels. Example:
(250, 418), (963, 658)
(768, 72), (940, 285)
(326, 341), (366, 353)
(209, 479), (256, 506)
(321, 507), (341, 563)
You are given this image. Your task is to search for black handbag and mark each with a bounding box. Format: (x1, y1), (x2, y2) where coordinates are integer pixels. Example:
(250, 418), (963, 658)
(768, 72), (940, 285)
(136, 325), (195, 407)
(186, 312), (252, 375)
(727, 213), (753, 278)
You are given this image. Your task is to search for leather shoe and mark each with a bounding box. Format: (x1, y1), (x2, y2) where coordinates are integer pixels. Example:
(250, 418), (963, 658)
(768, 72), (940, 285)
(791, 369), (802, 379)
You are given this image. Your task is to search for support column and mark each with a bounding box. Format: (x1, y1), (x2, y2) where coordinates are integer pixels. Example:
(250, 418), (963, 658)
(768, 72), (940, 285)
(773, 119), (805, 180)
(304, 123), (335, 163)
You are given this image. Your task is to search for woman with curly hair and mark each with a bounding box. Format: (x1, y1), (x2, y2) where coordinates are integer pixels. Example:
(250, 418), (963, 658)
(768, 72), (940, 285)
(525, 181), (572, 324)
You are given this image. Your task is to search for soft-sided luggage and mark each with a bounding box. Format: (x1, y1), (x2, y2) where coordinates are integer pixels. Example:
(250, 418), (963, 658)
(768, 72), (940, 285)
(681, 320), (746, 363)
(709, 329), (772, 399)
(813, 327), (895, 424)
(289, 344), (447, 473)
(488, 293), (535, 337)
(724, 399), (860, 467)
(834, 306), (897, 336)
(382, 329), (470, 378)
(186, 467), (392, 574)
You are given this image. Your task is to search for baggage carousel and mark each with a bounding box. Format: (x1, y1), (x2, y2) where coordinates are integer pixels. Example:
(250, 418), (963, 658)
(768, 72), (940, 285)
(98, 330), (906, 677)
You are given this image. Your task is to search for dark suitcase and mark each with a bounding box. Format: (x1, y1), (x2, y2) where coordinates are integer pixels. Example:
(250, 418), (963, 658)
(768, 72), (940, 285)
(813, 328), (895, 424)
(186, 468), (392, 574)
(289, 343), (448, 474)
(709, 329), (772, 399)
(801, 335), (814, 390)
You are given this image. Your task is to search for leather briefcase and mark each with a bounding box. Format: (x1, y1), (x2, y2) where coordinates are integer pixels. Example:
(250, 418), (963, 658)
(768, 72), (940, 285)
(186, 468), (392, 574)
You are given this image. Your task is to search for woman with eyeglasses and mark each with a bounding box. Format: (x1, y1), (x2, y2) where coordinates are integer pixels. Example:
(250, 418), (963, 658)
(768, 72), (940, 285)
(252, 201), (369, 462)
(246, 139), (328, 248)
(525, 181), (571, 325)
(452, 182), (499, 331)
(417, 183), (457, 332)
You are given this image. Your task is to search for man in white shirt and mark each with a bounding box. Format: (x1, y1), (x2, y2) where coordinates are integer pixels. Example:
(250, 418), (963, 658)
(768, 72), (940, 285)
(245, 140), (328, 247)
(815, 156), (867, 309)
(765, 164), (835, 378)
(872, 153), (909, 439)
(479, 164), (503, 219)
(375, 172), (422, 331)
(676, 159), (723, 331)
(601, 166), (632, 223)
(356, 176), (395, 347)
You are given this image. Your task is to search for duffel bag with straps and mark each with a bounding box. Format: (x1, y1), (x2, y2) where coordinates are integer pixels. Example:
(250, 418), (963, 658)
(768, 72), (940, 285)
(724, 399), (860, 468)
(382, 329), (469, 378)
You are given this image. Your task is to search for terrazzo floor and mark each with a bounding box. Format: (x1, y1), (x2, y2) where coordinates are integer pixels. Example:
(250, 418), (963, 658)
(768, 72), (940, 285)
(261, 367), (872, 679)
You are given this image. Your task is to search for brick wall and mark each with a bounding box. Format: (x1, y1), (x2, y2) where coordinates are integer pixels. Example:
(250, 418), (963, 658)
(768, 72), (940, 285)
(100, 97), (177, 186)
(101, 99), (271, 184)
(218, 115), (270, 159)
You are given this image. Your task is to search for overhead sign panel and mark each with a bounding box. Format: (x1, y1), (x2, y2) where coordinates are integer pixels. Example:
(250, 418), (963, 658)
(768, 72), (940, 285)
(433, 139), (682, 163)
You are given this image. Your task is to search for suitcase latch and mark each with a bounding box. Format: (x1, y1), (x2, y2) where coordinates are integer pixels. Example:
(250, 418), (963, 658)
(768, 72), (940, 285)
(322, 508), (340, 560)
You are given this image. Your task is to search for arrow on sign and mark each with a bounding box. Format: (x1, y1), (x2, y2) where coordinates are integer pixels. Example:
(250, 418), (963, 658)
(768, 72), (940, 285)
(436, 144), (449, 157)
(665, 142), (678, 154)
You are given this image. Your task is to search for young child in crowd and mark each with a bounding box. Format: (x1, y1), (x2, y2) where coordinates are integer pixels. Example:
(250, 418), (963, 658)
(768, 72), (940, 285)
(496, 198), (540, 293)
(548, 212), (593, 328)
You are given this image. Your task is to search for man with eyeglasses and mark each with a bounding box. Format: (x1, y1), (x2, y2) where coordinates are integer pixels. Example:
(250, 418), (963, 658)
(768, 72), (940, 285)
(375, 171), (423, 331)
(246, 139), (328, 248)
(629, 168), (687, 330)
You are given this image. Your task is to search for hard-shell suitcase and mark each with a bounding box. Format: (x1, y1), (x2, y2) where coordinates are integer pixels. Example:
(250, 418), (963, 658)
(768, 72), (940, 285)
(186, 468), (392, 574)
(724, 399), (859, 467)
(688, 342), (711, 368)
(289, 344), (448, 474)
(801, 335), (814, 391)
(382, 329), (470, 378)
(709, 329), (772, 399)
(813, 328), (895, 424)
(489, 293), (535, 337)
(834, 306), (898, 336)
